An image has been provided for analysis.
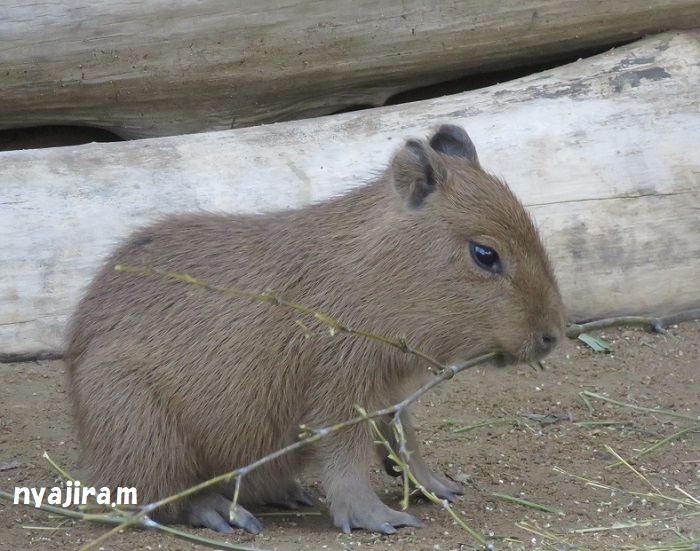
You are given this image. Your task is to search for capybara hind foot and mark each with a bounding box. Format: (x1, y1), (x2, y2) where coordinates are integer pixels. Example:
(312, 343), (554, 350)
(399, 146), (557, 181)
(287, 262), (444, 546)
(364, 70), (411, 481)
(384, 456), (463, 501)
(426, 473), (462, 500)
(413, 471), (463, 501)
(333, 500), (423, 534)
(330, 492), (423, 534)
(187, 492), (262, 534)
(268, 481), (317, 510)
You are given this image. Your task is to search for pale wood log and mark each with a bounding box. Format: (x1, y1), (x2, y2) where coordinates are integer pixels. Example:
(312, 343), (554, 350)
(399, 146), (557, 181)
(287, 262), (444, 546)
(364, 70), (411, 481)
(1, 31), (699, 355)
(1, 1), (700, 139)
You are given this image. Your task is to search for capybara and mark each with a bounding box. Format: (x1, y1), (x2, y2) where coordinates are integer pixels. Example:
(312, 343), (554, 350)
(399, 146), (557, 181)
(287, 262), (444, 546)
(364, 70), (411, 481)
(66, 124), (565, 534)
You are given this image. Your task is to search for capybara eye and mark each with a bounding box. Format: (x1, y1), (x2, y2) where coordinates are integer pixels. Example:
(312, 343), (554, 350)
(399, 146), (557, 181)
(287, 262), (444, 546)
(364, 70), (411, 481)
(469, 242), (502, 274)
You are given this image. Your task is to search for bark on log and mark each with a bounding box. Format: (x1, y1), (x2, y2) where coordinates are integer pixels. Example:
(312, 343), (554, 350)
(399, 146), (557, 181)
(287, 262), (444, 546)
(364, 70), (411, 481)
(1, 1), (700, 139)
(1, 31), (699, 355)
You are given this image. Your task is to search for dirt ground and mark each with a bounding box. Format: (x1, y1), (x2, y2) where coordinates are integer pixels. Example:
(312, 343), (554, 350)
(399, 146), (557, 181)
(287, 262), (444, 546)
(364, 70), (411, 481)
(1, 322), (698, 551)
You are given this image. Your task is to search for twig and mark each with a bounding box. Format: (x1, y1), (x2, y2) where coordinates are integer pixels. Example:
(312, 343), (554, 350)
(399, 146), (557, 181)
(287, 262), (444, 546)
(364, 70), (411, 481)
(42, 452), (75, 482)
(606, 423), (700, 469)
(516, 520), (572, 549)
(0, 350), (64, 363)
(554, 465), (699, 510)
(565, 308), (700, 338)
(492, 493), (563, 515)
(579, 391), (700, 422)
(115, 264), (445, 373)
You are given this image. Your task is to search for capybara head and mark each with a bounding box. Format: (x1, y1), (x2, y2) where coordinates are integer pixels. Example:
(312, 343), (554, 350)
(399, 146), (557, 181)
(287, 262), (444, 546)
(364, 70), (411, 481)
(374, 124), (565, 365)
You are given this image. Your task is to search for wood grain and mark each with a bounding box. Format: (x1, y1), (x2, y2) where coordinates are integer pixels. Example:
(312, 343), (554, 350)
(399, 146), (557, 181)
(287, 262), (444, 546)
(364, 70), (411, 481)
(2, 1), (700, 138)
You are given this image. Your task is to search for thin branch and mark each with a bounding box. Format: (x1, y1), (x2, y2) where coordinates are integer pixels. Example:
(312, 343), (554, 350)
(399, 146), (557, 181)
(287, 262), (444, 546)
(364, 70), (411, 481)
(605, 423), (700, 469)
(580, 391), (700, 422)
(565, 308), (700, 338)
(0, 350), (64, 363)
(115, 264), (445, 373)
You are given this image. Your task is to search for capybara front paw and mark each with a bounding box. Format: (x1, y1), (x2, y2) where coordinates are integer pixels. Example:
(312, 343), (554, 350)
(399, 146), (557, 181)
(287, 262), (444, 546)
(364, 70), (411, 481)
(187, 492), (262, 534)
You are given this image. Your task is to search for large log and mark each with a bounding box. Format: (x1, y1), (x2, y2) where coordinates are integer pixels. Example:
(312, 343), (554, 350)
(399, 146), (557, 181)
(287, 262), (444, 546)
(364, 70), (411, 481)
(1, 31), (699, 356)
(2, 2), (700, 139)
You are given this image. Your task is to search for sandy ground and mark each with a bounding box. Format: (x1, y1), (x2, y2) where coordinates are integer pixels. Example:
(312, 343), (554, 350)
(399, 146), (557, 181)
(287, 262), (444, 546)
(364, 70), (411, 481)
(1, 322), (698, 551)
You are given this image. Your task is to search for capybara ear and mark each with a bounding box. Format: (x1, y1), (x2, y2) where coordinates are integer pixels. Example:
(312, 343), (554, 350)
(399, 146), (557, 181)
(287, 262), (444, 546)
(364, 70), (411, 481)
(390, 139), (445, 209)
(429, 124), (479, 166)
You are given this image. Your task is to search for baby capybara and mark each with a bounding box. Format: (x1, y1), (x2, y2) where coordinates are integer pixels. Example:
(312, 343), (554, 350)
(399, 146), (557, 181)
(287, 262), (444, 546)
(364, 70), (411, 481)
(66, 124), (565, 534)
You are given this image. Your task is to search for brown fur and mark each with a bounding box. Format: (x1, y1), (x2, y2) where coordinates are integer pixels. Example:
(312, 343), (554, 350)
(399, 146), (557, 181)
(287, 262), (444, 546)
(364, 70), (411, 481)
(65, 125), (565, 534)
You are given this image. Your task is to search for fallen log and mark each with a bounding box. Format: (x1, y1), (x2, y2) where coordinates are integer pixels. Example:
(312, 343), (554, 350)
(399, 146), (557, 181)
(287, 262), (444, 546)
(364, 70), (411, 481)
(1, 31), (699, 355)
(2, 2), (700, 138)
